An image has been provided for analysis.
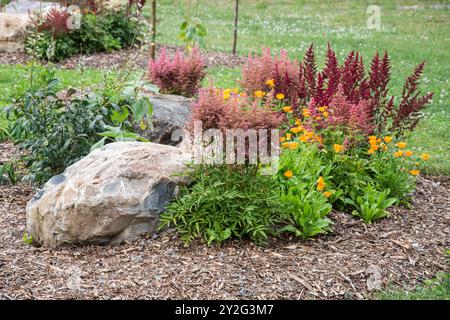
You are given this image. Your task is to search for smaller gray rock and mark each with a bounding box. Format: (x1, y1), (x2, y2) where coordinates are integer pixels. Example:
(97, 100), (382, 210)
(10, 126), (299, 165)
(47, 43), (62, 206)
(135, 93), (193, 145)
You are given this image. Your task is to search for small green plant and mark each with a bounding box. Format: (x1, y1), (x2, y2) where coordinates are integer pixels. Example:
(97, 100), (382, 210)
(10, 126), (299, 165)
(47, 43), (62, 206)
(159, 165), (281, 245)
(22, 232), (33, 245)
(178, 18), (207, 51)
(0, 160), (18, 184)
(345, 186), (396, 224)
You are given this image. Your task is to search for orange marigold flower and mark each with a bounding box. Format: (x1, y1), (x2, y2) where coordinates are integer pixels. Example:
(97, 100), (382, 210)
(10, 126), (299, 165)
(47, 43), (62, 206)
(421, 153), (430, 161)
(315, 115), (321, 121)
(276, 93), (285, 100)
(302, 109), (311, 117)
(265, 79), (275, 88)
(289, 142), (299, 150)
(284, 170), (293, 178)
(290, 126), (302, 133)
(254, 90), (265, 98)
(280, 137), (286, 142)
(394, 151), (403, 158)
(317, 176), (326, 191)
(383, 136), (393, 143)
(318, 106), (328, 112)
(282, 106), (293, 113)
(323, 191), (332, 198)
(295, 119), (302, 126)
(299, 135), (309, 142)
(286, 133), (292, 140)
(368, 148), (376, 155)
(305, 131), (314, 139)
(281, 142), (290, 148)
(333, 144), (344, 153)
(409, 170), (420, 176)
(369, 135), (377, 141)
(396, 142), (407, 149)
(405, 150), (413, 157)
(322, 111), (329, 118)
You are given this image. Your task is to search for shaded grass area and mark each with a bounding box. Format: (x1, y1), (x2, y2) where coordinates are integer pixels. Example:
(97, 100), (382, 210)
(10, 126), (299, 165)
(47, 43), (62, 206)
(376, 272), (449, 300)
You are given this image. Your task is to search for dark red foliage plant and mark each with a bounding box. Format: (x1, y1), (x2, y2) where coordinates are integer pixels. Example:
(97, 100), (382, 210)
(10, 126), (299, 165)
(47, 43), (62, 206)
(240, 44), (433, 136)
(147, 47), (206, 98)
(36, 8), (72, 37)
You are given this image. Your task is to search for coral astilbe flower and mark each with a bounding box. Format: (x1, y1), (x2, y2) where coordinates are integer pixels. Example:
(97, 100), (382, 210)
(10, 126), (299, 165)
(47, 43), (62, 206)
(316, 176), (326, 191)
(147, 47), (206, 97)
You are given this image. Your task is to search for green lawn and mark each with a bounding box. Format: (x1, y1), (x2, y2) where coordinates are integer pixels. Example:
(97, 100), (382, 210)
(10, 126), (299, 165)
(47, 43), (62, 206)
(1, 0), (449, 174)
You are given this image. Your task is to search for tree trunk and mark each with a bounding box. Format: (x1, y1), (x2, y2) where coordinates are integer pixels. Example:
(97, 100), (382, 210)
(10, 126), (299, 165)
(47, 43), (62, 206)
(232, 0), (239, 56)
(150, 0), (157, 60)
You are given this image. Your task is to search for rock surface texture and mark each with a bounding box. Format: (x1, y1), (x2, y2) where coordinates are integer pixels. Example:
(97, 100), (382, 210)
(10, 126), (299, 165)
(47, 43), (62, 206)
(0, 13), (30, 52)
(26, 142), (191, 247)
(135, 93), (192, 145)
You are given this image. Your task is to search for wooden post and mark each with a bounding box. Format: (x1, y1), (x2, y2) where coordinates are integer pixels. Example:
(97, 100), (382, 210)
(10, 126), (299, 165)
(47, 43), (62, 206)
(150, 0), (156, 60)
(232, 0), (239, 56)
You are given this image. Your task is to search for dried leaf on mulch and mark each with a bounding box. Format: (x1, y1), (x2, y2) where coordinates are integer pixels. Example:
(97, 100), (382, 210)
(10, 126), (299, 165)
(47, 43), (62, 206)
(0, 142), (448, 299)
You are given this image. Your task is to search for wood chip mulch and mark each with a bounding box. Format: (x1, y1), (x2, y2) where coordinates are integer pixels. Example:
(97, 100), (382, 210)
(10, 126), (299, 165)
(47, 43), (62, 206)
(0, 45), (246, 70)
(0, 142), (449, 300)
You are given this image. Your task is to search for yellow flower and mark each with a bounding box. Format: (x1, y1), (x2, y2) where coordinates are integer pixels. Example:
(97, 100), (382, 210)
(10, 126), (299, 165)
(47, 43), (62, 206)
(302, 109), (311, 118)
(333, 144), (344, 153)
(323, 191), (332, 198)
(290, 126), (303, 133)
(368, 148), (376, 155)
(232, 87), (239, 94)
(396, 142), (407, 149)
(240, 92), (248, 98)
(295, 119), (302, 126)
(265, 79), (275, 88)
(284, 170), (293, 178)
(299, 135), (309, 142)
(421, 153), (430, 161)
(223, 90), (231, 100)
(394, 151), (403, 158)
(281, 142), (290, 149)
(317, 176), (326, 191)
(405, 150), (413, 157)
(282, 106), (293, 113)
(383, 136), (393, 143)
(276, 93), (285, 100)
(286, 133), (292, 140)
(254, 90), (265, 98)
(315, 115), (321, 121)
(280, 137), (286, 142)
(409, 170), (420, 176)
(289, 141), (299, 150)
(322, 111), (329, 118)
(318, 106), (328, 112)
(369, 135), (377, 141)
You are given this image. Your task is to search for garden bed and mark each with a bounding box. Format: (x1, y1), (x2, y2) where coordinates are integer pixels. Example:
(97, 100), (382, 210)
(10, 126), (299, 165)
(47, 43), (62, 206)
(0, 142), (448, 299)
(0, 44), (245, 70)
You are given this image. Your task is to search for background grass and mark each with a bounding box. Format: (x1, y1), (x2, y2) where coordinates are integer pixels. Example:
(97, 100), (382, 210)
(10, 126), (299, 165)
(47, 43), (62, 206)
(1, 0), (449, 174)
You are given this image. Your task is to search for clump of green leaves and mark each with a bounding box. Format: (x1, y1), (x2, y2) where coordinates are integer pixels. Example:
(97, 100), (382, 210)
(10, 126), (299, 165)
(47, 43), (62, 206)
(345, 186), (396, 224)
(160, 165), (281, 245)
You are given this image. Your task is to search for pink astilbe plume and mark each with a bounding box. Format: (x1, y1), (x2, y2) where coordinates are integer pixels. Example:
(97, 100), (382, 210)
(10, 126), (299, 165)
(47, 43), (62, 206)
(147, 47), (206, 97)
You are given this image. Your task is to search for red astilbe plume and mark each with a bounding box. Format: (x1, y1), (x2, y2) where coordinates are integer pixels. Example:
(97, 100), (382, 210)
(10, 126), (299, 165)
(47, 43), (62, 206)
(36, 8), (71, 37)
(392, 62), (433, 134)
(147, 46), (206, 98)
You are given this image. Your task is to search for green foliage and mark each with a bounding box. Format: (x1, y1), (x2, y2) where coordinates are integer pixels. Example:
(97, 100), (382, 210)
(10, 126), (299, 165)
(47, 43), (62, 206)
(277, 146), (334, 238)
(345, 186), (396, 224)
(159, 165), (281, 245)
(26, 10), (144, 62)
(22, 232), (33, 246)
(1, 64), (154, 185)
(178, 18), (207, 51)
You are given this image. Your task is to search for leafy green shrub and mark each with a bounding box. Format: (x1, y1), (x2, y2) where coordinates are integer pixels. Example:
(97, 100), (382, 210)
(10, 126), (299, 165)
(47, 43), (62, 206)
(160, 165), (282, 245)
(344, 186), (396, 224)
(26, 9), (144, 61)
(2, 64), (155, 185)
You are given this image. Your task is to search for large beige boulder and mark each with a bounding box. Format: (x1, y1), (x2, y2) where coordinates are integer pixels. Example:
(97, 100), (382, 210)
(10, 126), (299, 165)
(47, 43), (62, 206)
(0, 13), (30, 52)
(26, 142), (191, 247)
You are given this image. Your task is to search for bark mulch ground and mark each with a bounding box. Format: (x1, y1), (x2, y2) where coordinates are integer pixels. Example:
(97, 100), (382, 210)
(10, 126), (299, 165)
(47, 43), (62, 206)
(0, 45), (246, 70)
(0, 142), (448, 299)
